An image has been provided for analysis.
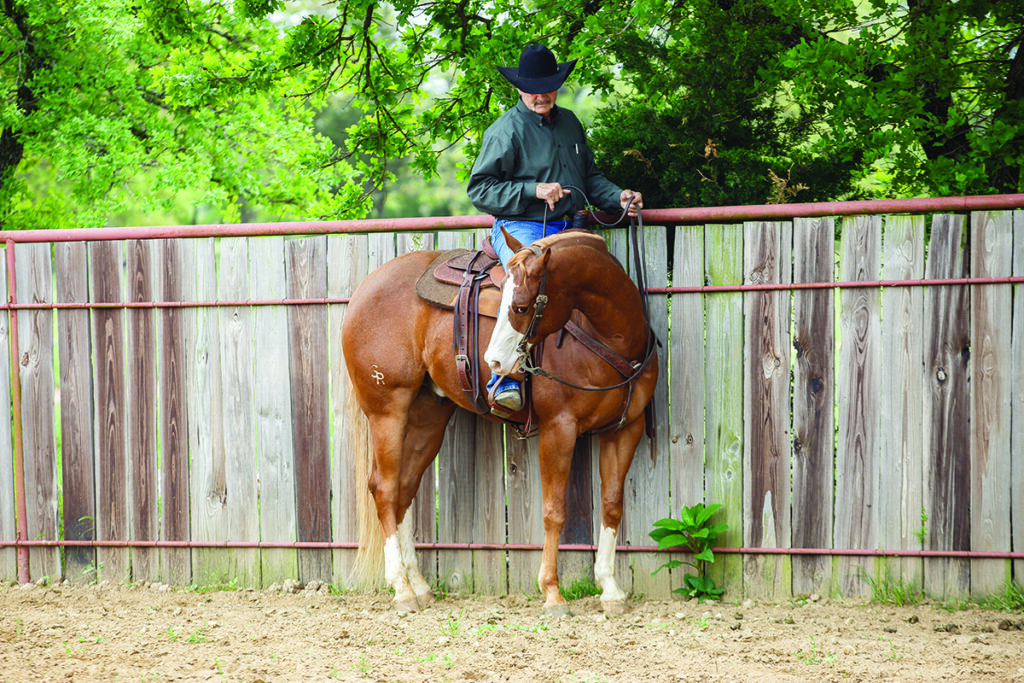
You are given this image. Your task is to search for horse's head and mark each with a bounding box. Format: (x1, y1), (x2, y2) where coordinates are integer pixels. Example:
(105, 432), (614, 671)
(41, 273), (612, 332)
(484, 228), (573, 376)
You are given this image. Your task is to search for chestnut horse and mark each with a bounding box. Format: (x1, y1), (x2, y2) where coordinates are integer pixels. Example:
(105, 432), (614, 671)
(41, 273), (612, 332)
(342, 229), (658, 615)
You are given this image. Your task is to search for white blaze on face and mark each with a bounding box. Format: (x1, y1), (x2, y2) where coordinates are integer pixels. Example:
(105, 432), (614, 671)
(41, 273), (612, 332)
(484, 270), (527, 375)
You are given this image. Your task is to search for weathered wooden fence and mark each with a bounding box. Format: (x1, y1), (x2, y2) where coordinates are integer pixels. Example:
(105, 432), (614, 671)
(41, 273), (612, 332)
(1, 205), (1023, 601)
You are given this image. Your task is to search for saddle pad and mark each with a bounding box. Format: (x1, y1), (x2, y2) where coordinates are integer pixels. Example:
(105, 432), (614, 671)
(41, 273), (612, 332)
(415, 250), (503, 317)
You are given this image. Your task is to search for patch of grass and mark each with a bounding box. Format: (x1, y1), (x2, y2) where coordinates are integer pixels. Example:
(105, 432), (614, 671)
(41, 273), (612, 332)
(561, 577), (601, 601)
(863, 565), (924, 606)
(431, 571), (455, 599)
(977, 581), (1024, 612)
(185, 577), (240, 594)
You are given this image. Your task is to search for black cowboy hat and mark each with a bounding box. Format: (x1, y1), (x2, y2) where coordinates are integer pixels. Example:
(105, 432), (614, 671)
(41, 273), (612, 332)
(496, 44), (578, 94)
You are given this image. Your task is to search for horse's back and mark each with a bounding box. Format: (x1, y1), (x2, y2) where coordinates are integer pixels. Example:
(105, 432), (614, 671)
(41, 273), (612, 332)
(348, 250), (440, 307)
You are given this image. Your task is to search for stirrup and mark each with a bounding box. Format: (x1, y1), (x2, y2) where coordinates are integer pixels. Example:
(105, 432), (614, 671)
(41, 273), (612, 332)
(487, 376), (522, 412)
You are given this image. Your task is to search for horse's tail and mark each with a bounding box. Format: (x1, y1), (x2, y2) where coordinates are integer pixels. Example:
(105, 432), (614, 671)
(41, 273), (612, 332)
(345, 368), (386, 590)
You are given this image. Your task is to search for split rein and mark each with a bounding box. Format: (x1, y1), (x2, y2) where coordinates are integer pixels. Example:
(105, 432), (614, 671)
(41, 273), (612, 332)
(516, 192), (658, 396)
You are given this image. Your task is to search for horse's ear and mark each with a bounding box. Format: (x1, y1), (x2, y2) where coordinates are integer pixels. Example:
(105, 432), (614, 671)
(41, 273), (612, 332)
(501, 226), (524, 253)
(540, 247), (552, 268)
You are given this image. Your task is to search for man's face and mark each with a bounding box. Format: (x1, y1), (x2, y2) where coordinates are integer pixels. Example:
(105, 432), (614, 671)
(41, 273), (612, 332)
(518, 89), (558, 118)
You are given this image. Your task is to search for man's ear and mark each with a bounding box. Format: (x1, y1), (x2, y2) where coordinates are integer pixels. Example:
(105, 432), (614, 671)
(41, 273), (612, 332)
(501, 225), (524, 253)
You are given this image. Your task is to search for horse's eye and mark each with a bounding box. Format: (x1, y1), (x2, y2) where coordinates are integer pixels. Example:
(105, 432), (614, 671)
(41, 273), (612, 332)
(512, 305), (530, 315)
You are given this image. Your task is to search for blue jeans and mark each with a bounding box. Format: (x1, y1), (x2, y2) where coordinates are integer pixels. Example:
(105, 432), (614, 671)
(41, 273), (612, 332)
(491, 219), (572, 265)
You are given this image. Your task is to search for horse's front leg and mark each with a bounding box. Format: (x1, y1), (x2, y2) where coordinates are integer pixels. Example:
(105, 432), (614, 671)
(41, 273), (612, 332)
(595, 417), (646, 615)
(536, 421), (578, 616)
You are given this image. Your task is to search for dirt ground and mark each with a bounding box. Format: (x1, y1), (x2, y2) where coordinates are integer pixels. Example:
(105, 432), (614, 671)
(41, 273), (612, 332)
(1, 579), (1022, 682)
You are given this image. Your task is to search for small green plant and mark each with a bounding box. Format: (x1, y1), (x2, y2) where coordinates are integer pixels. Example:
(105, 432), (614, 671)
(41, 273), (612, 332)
(649, 502), (728, 602)
(913, 508), (928, 547)
(82, 562), (104, 585)
(186, 625), (208, 644)
(431, 571), (454, 599)
(795, 636), (837, 665)
(562, 576), (601, 601)
(439, 609), (463, 639)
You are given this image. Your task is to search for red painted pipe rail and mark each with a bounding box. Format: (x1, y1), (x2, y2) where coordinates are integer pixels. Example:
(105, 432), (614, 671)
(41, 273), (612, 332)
(1, 193), (1022, 244)
(3, 538), (1023, 560)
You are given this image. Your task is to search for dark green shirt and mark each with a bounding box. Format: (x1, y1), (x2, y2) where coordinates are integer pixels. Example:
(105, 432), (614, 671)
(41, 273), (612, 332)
(467, 100), (623, 221)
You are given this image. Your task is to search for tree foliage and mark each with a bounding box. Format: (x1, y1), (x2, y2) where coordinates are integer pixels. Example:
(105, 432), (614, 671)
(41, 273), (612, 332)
(0, 0), (359, 229)
(2, 0), (1021, 229)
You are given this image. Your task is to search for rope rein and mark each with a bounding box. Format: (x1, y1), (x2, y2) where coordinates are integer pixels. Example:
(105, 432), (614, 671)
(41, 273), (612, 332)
(518, 188), (657, 394)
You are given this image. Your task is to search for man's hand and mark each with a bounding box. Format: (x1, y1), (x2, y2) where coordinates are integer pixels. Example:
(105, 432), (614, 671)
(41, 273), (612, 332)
(536, 182), (570, 211)
(620, 190), (643, 217)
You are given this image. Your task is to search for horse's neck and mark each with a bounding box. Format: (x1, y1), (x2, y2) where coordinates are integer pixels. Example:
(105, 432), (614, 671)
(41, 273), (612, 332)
(563, 246), (648, 355)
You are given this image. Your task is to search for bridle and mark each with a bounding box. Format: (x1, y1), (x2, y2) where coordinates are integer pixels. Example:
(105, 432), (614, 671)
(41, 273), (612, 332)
(509, 238), (657, 396)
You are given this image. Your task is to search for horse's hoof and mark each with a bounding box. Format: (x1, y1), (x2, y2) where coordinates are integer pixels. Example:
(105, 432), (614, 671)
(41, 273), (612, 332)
(601, 600), (630, 616)
(415, 591), (435, 609)
(543, 603), (573, 618)
(394, 597), (420, 614)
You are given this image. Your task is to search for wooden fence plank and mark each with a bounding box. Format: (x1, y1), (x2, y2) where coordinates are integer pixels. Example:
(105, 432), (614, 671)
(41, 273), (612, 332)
(329, 233), (368, 587)
(1012, 210), (1024, 584)
(216, 238), (259, 587)
(743, 221), (792, 600)
(18, 244), (59, 580)
(835, 215), (881, 598)
(287, 236), (332, 584)
(0, 253), (15, 579)
(250, 236), (298, 586)
(157, 240), (191, 584)
(55, 243), (96, 582)
(89, 241), (128, 583)
(473, 416), (508, 595)
(879, 216), (925, 590)
(669, 224), (706, 595)
(506, 433), (542, 596)
(435, 230), (480, 594)
(791, 217), (835, 596)
(127, 240), (159, 582)
(185, 238), (224, 586)
(623, 225), (671, 598)
(969, 211), (1013, 596)
(704, 224), (745, 598)
(922, 214), (971, 599)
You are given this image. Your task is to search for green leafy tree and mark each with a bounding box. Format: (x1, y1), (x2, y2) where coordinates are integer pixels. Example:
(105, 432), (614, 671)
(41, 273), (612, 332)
(0, 0), (361, 229)
(776, 0), (1024, 196)
(3, 0), (1021, 230)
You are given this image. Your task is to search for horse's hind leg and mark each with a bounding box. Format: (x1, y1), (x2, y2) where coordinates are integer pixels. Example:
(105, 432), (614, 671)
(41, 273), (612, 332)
(595, 417), (646, 615)
(372, 389), (454, 611)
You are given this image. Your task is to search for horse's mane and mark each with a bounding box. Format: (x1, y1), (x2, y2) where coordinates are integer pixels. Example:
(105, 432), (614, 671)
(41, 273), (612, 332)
(532, 229), (607, 253)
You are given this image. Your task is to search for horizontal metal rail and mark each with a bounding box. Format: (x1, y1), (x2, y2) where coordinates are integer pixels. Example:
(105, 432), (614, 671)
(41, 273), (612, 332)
(1, 193), (1021, 244)
(3, 538), (1022, 560)
(1, 276), (1021, 315)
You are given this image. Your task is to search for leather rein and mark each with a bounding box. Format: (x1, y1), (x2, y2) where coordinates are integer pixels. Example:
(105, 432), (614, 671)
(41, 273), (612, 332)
(510, 236), (657, 433)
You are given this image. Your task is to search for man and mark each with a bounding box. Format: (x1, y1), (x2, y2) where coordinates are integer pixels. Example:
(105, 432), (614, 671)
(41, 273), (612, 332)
(467, 43), (643, 411)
